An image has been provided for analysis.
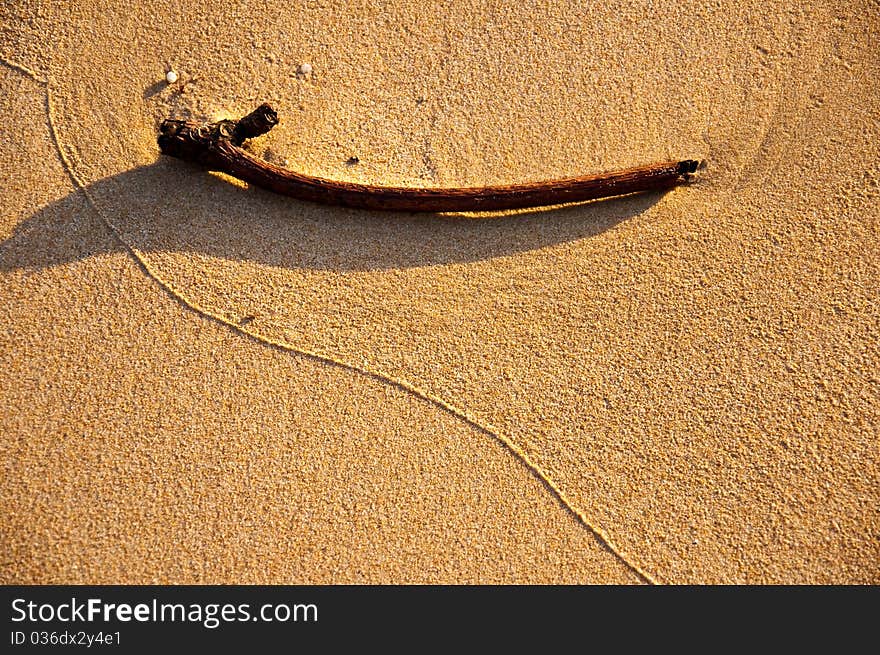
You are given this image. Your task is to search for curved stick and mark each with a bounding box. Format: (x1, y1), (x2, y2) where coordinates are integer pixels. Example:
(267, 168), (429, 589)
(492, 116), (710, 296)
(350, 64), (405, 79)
(158, 104), (700, 212)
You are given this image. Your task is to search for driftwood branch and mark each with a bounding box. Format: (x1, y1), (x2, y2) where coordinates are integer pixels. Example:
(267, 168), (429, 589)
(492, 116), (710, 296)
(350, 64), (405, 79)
(158, 104), (700, 212)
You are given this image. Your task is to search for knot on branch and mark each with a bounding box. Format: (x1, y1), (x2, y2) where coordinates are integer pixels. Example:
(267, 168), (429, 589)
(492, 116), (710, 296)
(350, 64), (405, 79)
(157, 103), (279, 164)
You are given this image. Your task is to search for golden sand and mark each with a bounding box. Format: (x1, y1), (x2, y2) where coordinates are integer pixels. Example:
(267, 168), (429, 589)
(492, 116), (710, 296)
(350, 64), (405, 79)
(1, 1), (878, 583)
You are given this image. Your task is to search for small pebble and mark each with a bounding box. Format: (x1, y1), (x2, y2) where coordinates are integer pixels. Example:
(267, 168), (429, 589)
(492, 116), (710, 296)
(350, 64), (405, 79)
(165, 70), (179, 84)
(298, 63), (313, 75)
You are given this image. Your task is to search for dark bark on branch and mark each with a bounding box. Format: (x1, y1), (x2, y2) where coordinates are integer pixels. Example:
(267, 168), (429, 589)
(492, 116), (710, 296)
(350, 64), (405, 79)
(158, 104), (700, 212)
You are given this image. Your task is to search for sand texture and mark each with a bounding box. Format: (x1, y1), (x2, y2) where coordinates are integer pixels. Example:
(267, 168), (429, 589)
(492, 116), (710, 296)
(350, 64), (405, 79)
(1, 1), (878, 583)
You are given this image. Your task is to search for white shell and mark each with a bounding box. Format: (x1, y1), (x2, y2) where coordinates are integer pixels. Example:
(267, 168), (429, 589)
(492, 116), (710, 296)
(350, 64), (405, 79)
(298, 63), (312, 75)
(165, 70), (179, 84)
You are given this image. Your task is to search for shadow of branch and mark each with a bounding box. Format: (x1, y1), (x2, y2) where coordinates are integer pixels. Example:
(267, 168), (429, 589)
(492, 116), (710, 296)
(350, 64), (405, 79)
(0, 159), (670, 273)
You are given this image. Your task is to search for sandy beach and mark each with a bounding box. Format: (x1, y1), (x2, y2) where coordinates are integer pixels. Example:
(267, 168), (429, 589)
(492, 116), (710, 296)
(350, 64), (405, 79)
(1, 1), (877, 584)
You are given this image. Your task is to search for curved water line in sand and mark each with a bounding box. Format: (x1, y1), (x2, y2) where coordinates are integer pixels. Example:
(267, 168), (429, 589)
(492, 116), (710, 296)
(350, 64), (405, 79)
(0, 57), (46, 84)
(1, 56), (660, 585)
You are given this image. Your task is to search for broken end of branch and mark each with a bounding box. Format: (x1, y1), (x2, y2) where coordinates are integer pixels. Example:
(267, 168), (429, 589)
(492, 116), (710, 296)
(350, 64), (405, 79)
(232, 103), (278, 145)
(676, 159), (704, 183)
